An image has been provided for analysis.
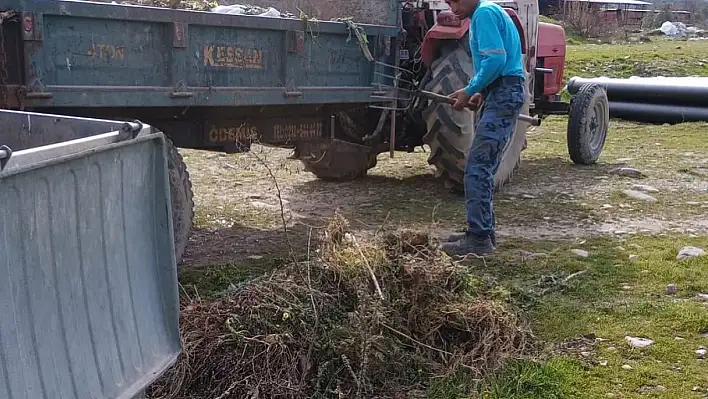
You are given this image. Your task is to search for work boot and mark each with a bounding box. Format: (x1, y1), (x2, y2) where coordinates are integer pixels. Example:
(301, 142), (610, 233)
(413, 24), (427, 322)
(445, 230), (496, 249)
(440, 233), (495, 257)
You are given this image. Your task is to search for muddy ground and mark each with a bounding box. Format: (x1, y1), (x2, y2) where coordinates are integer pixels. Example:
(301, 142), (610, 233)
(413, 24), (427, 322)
(179, 116), (708, 268)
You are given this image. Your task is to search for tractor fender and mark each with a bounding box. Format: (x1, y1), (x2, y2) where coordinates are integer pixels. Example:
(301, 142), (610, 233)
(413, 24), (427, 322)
(420, 17), (471, 67)
(421, 8), (527, 68)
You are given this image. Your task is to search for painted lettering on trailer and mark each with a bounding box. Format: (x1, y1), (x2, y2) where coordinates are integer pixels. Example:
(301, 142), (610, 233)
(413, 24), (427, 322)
(88, 43), (125, 60)
(208, 125), (259, 143)
(203, 45), (264, 69)
(273, 122), (323, 141)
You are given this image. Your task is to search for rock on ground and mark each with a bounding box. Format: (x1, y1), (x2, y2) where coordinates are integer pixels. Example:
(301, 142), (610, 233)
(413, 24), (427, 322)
(625, 336), (654, 348)
(622, 189), (658, 202)
(632, 184), (660, 193)
(571, 249), (589, 258)
(610, 167), (645, 178)
(677, 246), (706, 261)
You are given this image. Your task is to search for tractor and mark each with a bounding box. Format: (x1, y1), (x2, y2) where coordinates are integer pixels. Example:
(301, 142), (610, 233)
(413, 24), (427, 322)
(296, 0), (610, 192)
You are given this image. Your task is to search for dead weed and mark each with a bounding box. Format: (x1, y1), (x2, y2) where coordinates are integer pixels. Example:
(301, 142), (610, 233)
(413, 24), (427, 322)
(148, 215), (531, 399)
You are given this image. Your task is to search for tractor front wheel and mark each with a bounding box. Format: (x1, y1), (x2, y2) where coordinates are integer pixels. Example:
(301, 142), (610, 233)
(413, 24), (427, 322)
(566, 83), (609, 164)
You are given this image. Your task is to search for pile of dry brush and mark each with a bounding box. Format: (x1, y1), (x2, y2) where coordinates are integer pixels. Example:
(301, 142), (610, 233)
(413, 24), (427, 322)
(147, 215), (531, 399)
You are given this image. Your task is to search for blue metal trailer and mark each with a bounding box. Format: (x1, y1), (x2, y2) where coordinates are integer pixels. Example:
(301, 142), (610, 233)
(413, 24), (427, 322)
(0, 0), (398, 150)
(0, 0), (400, 263)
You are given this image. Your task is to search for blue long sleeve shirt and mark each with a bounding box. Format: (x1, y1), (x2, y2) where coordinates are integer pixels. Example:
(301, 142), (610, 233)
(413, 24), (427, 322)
(463, 0), (525, 96)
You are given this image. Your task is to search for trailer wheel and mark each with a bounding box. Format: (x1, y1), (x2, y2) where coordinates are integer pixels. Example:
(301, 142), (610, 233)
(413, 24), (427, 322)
(421, 36), (527, 192)
(296, 139), (378, 181)
(567, 83), (609, 165)
(165, 138), (194, 265)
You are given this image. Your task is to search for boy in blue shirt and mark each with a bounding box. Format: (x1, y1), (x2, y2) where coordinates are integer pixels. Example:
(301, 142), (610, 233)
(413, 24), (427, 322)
(441, 0), (526, 256)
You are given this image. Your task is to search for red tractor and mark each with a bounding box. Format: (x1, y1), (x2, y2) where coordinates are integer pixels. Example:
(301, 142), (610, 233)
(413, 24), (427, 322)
(354, 0), (610, 191)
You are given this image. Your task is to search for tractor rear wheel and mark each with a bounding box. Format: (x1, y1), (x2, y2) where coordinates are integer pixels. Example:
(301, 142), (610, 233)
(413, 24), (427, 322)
(567, 83), (609, 164)
(421, 37), (528, 192)
(165, 138), (194, 265)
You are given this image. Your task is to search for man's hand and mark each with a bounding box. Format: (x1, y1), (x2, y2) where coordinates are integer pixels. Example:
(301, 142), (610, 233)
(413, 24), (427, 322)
(449, 89), (483, 111)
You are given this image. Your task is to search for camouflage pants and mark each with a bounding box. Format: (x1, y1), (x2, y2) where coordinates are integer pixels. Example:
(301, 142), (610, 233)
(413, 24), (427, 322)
(465, 79), (525, 239)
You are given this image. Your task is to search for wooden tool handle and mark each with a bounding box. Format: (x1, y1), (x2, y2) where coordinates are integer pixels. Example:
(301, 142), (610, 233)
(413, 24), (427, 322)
(419, 90), (541, 126)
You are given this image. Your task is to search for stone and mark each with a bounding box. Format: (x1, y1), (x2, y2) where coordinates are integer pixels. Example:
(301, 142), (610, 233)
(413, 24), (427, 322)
(607, 346), (617, 351)
(610, 167), (645, 178)
(622, 364), (633, 370)
(675, 336), (685, 341)
(692, 386), (702, 392)
(616, 246), (626, 251)
(522, 194), (536, 199)
(677, 246), (706, 261)
(622, 189), (658, 202)
(520, 250), (548, 260)
(581, 351), (591, 358)
(640, 385), (666, 392)
(250, 201), (281, 210)
(629, 254), (639, 262)
(571, 249), (589, 258)
(697, 347), (707, 359)
(696, 293), (708, 302)
(599, 360), (608, 366)
(666, 284), (677, 295)
(602, 204), (614, 209)
(632, 184), (659, 193)
(625, 336), (653, 348)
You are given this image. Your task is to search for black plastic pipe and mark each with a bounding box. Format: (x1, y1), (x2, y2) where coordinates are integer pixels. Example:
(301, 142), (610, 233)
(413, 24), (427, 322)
(608, 101), (708, 124)
(568, 76), (708, 107)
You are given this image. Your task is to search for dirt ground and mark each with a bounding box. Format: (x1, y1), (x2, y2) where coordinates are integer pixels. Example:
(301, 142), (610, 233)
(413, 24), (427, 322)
(179, 115), (708, 268)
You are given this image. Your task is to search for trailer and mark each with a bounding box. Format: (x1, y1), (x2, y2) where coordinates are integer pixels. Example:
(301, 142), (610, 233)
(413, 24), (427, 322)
(0, 0), (399, 263)
(0, 0), (609, 265)
(0, 109), (180, 399)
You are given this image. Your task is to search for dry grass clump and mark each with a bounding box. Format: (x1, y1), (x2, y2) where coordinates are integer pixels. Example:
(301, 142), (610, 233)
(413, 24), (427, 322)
(147, 215), (531, 399)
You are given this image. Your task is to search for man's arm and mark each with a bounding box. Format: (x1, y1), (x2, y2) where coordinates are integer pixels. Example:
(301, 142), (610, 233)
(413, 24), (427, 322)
(464, 8), (507, 96)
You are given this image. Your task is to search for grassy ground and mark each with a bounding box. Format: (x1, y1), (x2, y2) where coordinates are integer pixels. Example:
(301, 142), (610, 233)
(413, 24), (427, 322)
(175, 39), (708, 397)
(565, 37), (708, 80)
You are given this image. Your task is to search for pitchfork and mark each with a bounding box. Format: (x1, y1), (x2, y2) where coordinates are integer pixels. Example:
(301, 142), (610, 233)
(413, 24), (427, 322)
(370, 61), (541, 126)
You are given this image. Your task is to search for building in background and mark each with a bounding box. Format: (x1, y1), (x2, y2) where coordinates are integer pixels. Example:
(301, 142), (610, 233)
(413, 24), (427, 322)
(541, 0), (690, 28)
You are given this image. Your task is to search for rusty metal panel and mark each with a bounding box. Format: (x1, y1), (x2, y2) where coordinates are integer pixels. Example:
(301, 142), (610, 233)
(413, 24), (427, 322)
(0, 110), (180, 399)
(204, 115), (327, 146)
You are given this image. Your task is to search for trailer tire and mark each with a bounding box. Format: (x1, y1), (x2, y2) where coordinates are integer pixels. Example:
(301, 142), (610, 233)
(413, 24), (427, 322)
(165, 138), (194, 265)
(567, 83), (609, 165)
(421, 37), (527, 192)
(297, 139), (378, 181)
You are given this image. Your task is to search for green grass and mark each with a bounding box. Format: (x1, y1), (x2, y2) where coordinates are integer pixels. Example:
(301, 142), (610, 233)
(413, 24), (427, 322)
(457, 235), (708, 398)
(564, 38), (708, 80)
(179, 256), (285, 298)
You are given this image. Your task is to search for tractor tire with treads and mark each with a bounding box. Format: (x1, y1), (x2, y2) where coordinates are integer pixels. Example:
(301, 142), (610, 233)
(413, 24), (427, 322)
(165, 138), (194, 265)
(421, 37), (528, 193)
(567, 83), (609, 165)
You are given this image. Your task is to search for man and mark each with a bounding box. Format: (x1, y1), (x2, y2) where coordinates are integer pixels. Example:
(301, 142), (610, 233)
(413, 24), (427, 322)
(439, 0), (526, 256)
